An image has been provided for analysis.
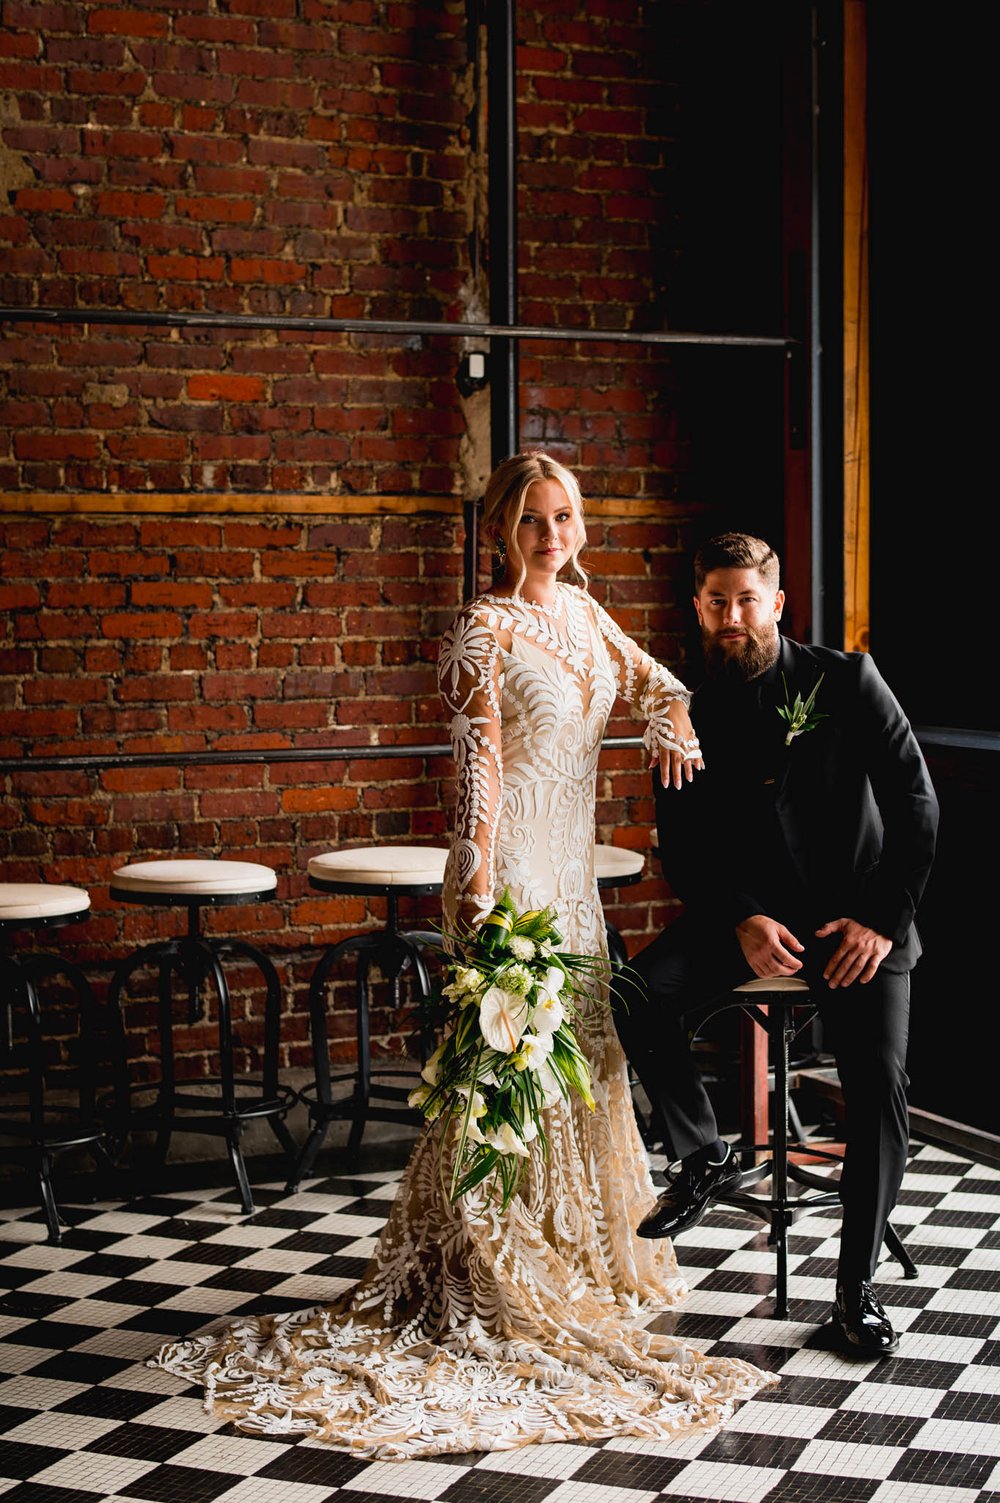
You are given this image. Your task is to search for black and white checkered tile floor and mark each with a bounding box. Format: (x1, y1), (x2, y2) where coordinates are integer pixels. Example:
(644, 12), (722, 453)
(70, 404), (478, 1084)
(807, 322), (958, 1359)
(1, 1141), (998, 1503)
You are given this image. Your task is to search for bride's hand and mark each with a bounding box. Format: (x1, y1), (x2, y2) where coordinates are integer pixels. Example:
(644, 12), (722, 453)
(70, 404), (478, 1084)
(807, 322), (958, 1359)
(648, 703), (705, 790)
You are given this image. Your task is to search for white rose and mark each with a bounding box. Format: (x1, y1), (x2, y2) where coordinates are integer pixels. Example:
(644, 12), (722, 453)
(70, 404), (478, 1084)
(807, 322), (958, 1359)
(478, 986), (530, 1053)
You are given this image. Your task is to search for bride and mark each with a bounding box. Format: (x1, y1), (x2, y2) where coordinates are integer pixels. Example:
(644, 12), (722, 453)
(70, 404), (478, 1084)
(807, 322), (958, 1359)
(153, 452), (774, 1456)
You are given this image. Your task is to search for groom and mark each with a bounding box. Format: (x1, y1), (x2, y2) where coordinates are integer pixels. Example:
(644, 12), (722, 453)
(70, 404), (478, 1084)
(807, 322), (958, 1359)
(615, 532), (938, 1355)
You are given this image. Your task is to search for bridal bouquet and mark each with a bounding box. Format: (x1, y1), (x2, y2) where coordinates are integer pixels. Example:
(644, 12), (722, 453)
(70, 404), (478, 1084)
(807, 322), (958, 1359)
(409, 889), (609, 1212)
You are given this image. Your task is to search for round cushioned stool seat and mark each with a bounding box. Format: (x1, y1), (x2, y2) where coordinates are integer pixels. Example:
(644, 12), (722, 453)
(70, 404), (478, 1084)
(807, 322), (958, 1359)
(308, 846), (447, 888)
(0, 883), (90, 923)
(111, 859), (277, 897)
(734, 977), (810, 995)
(594, 845), (644, 884)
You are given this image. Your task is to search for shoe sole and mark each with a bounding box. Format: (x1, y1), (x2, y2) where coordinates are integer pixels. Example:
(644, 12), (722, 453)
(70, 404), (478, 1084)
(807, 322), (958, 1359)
(830, 1318), (899, 1357)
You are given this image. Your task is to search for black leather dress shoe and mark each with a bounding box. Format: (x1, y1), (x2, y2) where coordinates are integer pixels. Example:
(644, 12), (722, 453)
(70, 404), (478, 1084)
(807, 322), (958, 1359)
(831, 1281), (899, 1355)
(636, 1148), (742, 1240)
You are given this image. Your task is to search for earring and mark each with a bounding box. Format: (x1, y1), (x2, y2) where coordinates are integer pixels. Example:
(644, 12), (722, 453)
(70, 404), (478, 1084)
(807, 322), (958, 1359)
(495, 537), (507, 563)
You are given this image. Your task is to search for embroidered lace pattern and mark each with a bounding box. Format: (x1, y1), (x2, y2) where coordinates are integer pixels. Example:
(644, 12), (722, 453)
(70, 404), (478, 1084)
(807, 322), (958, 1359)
(151, 584), (775, 1457)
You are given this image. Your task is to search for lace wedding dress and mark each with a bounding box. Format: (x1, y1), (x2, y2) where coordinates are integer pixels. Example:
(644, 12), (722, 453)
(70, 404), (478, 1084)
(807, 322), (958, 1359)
(153, 584), (774, 1456)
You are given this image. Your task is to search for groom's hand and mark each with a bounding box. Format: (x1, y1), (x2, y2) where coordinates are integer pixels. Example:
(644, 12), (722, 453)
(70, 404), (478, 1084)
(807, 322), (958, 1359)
(815, 918), (892, 988)
(735, 915), (805, 977)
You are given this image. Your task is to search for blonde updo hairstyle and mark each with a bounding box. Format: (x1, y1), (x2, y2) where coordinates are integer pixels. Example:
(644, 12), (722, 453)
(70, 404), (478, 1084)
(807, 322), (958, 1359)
(481, 450), (589, 596)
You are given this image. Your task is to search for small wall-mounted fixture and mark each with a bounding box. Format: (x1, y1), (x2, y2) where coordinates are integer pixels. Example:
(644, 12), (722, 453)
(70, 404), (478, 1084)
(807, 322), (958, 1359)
(456, 351), (488, 397)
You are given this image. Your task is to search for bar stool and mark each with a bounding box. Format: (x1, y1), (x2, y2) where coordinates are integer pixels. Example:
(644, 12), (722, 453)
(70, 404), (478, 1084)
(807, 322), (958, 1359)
(594, 844), (644, 968)
(107, 859), (296, 1214)
(693, 977), (917, 1318)
(0, 882), (110, 1243)
(286, 845), (447, 1190)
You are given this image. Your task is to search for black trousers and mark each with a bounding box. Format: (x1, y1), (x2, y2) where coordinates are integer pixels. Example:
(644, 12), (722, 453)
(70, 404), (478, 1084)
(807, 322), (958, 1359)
(614, 913), (911, 1282)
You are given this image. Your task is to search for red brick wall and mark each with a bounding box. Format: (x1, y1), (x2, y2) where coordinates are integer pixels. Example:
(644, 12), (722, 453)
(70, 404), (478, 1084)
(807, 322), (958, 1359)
(0, 2), (781, 1087)
(0, 507), (696, 1083)
(0, 0), (701, 498)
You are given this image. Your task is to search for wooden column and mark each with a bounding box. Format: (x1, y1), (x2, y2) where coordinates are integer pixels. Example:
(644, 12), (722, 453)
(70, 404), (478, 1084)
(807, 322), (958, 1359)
(843, 0), (870, 653)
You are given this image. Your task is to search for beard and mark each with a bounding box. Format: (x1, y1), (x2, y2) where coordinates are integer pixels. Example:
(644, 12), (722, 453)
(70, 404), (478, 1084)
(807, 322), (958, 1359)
(702, 622), (780, 682)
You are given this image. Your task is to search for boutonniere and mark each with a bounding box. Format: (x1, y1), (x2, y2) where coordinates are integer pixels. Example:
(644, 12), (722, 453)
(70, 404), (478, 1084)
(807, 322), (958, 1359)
(777, 672), (827, 747)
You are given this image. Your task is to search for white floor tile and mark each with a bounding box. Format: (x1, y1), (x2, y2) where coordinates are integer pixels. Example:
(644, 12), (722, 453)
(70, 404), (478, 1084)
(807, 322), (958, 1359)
(477, 1442), (593, 1476)
(543, 1482), (657, 1503)
(792, 1439), (906, 1478)
(168, 1432), (288, 1474)
(46, 1298), (144, 1329)
(869, 1483), (980, 1503)
(725, 1400), (832, 1437)
(4, 1409), (120, 1449)
(32, 1452), (159, 1494)
(343, 1459), (473, 1497)
(0, 1374), (87, 1408)
(661, 1460), (785, 1500)
(910, 1415), (1000, 1455)
(840, 1380), (944, 1417)
(209, 1480), (338, 1503)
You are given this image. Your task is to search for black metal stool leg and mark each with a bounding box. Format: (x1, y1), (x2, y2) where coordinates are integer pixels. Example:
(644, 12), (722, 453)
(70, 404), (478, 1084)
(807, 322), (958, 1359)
(226, 1124), (254, 1214)
(346, 954), (373, 1171)
(220, 938), (297, 1161)
(207, 943), (255, 1215)
(605, 920), (628, 970)
(771, 1005), (792, 1319)
(285, 936), (367, 1193)
(21, 971), (65, 1244)
(883, 1222), (919, 1279)
(38, 1151), (62, 1244)
(153, 953), (178, 1172)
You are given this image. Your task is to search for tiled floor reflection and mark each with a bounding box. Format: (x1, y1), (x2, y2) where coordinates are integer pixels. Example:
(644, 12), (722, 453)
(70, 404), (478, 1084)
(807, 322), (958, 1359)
(1, 1142), (998, 1502)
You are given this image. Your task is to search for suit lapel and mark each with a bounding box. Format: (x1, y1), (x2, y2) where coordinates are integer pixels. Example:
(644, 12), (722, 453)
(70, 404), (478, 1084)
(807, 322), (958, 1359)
(773, 638), (809, 881)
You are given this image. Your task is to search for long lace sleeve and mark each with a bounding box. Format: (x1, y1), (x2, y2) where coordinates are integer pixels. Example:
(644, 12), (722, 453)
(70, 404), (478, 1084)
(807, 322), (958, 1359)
(588, 596), (696, 759)
(437, 608), (504, 925)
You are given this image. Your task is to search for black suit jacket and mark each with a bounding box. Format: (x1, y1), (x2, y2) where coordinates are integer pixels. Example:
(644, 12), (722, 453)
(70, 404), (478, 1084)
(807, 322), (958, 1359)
(655, 637), (939, 972)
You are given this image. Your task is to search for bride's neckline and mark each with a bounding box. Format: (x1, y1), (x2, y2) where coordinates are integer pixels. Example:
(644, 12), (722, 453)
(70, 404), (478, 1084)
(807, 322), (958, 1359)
(480, 584), (567, 619)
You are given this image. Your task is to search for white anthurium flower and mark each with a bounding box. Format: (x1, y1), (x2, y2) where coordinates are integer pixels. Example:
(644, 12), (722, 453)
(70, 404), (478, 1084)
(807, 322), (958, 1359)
(457, 1116), (488, 1145)
(508, 935), (535, 962)
(531, 992), (564, 1035)
(478, 986), (530, 1053)
(457, 1087), (488, 1119)
(420, 1042), (448, 1086)
(515, 1030), (554, 1072)
(536, 965), (567, 1005)
(518, 1115), (539, 1144)
(485, 1122), (529, 1157)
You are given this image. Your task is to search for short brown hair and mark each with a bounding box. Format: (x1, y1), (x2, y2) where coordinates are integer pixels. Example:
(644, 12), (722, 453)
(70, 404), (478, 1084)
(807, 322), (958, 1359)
(694, 532), (780, 592)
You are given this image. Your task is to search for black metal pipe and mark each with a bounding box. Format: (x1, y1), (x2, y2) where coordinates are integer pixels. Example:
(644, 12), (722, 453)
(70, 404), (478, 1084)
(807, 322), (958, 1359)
(0, 736), (647, 776)
(0, 725), (983, 779)
(486, 0), (519, 466)
(0, 305), (789, 349)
